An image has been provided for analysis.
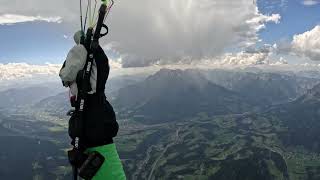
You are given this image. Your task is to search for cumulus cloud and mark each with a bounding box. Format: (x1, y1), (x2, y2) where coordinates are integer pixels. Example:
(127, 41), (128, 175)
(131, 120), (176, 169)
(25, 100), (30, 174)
(0, 0), (280, 67)
(302, 0), (320, 6)
(0, 0), (78, 22)
(106, 0), (281, 67)
(273, 57), (288, 65)
(216, 52), (270, 66)
(206, 44), (276, 66)
(159, 43), (286, 68)
(0, 60), (122, 81)
(240, 13), (280, 47)
(291, 25), (320, 61)
(0, 14), (62, 25)
(185, 43), (301, 68)
(0, 63), (60, 81)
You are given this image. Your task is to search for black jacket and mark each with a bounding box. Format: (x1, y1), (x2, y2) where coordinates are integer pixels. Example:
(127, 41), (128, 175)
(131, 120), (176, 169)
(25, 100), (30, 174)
(69, 46), (118, 148)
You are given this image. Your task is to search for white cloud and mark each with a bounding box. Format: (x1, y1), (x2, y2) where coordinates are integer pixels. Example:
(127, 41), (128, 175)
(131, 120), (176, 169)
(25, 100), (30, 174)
(152, 44), (279, 67)
(245, 13), (280, 30)
(216, 52), (270, 66)
(0, 14), (62, 25)
(291, 25), (320, 61)
(0, 60), (122, 81)
(0, 0), (280, 67)
(109, 58), (123, 69)
(104, 0), (280, 67)
(185, 43), (301, 68)
(302, 0), (320, 6)
(187, 53), (320, 75)
(274, 57), (288, 65)
(0, 0), (78, 23)
(205, 47), (274, 67)
(0, 63), (60, 81)
(239, 11), (281, 47)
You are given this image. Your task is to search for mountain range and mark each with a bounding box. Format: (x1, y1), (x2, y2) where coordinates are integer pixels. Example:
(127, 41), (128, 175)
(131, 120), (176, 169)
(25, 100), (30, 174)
(1, 68), (320, 180)
(265, 83), (320, 152)
(0, 85), (64, 108)
(115, 69), (252, 124)
(199, 69), (319, 105)
(115, 69), (319, 124)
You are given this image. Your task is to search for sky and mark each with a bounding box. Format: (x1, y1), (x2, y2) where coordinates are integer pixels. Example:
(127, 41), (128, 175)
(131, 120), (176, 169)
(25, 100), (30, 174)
(0, 0), (319, 67)
(258, 0), (320, 43)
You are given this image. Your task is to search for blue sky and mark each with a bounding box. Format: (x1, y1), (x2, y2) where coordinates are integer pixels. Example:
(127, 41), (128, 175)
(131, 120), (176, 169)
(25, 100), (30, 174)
(0, 0), (319, 65)
(0, 22), (73, 64)
(258, 0), (320, 44)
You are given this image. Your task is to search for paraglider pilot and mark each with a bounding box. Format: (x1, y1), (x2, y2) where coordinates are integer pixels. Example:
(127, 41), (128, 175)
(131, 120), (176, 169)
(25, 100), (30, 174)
(59, 31), (126, 180)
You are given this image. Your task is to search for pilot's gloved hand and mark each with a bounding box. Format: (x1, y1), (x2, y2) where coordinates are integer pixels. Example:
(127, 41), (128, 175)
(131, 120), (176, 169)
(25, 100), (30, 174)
(59, 30), (88, 85)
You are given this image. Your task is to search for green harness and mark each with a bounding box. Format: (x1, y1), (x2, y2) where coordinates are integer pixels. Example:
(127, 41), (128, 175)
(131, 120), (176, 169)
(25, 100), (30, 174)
(86, 143), (126, 180)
